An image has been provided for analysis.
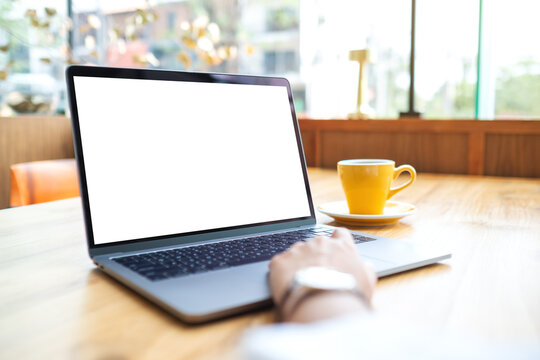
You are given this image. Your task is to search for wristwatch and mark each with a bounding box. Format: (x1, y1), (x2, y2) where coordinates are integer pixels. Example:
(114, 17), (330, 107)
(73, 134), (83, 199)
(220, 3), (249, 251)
(278, 266), (365, 320)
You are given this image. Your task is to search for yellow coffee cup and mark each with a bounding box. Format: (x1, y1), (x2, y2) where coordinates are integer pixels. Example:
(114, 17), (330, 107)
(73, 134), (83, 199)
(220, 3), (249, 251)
(338, 159), (416, 215)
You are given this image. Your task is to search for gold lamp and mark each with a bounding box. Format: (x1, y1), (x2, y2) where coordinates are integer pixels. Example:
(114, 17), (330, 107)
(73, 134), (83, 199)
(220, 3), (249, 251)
(348, 49), (376, 119)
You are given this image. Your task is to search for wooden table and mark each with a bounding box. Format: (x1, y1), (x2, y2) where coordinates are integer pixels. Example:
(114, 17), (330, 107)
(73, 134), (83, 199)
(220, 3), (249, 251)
(1, 169), (539, 359)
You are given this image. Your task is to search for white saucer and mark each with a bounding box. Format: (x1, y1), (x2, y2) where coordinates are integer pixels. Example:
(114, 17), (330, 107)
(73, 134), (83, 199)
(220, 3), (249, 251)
(317, 200), (417, 226)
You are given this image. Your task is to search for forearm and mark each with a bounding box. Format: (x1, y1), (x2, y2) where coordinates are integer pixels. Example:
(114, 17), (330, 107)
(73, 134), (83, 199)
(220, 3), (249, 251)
(284, 291), (371, 323)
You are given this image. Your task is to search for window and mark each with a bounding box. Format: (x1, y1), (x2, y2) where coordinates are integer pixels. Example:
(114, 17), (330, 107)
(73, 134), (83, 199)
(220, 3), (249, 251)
(1, 0), (539, 119)
(477, 0), (540, 119)
(415, 0), (479, 118)
(264, 50), (297, 74)
(297, 0), (410, 118)
(0, 0), (67, 115)
(266, 7), (298, 32)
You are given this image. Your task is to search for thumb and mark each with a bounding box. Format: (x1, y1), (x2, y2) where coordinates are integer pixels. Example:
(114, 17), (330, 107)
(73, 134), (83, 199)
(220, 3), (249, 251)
(331, 227), (353, 242)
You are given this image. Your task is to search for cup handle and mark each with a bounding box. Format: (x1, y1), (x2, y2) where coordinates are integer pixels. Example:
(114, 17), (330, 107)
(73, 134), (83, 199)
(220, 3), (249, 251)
(387, 165), (417, 199)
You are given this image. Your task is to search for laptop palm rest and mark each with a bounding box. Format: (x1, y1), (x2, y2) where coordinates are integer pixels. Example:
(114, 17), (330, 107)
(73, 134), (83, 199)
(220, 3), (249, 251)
(96, 235), (449, 323)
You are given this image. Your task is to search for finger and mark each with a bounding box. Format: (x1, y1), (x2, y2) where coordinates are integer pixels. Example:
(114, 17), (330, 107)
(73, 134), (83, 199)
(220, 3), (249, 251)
(290, 241), (306, 250)
(331, 227), (350, 238)
(365, 261), (378, 287)
(268, 254), (280, 268)
(331, 227), (354, 245)
(268, 253), (286, 271)
(311, 235), (328, 244)
(268, 270), (290, 303)
(284, 241), (305, 256)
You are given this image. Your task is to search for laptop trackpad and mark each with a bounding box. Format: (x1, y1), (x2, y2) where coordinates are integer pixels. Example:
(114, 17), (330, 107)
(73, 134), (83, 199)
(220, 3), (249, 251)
(359, 254), (395, 273)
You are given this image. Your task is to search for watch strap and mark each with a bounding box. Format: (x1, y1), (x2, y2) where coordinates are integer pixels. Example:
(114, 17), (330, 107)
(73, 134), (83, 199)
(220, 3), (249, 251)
(278, 288), (366, 321)
(277, 278), (299, 316)
(277, 281), (366, 321)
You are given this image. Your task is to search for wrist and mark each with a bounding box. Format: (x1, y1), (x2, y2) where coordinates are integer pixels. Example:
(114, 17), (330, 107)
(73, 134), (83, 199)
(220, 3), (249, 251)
(276, 266), (369, 322)
(280, 288), (368, 322)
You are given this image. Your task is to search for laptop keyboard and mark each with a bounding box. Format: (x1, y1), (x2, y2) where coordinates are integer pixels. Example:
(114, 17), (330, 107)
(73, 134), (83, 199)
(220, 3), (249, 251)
(112, 227), (375, 281)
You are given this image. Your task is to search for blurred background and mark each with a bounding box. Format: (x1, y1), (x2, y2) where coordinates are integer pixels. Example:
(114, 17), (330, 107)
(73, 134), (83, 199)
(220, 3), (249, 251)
(1, 0), (539, 120)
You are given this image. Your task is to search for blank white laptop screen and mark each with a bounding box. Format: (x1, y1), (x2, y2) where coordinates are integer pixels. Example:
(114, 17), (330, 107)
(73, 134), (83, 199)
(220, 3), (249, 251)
(73, 76), (311, 245)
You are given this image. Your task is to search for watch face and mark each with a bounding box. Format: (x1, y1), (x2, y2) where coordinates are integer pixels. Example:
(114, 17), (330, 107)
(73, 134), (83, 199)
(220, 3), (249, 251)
(295, 266), (357, 291)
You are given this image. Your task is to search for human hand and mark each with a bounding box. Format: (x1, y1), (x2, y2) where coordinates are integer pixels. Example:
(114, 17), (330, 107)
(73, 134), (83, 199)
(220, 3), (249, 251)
(269, 228), (377, 310)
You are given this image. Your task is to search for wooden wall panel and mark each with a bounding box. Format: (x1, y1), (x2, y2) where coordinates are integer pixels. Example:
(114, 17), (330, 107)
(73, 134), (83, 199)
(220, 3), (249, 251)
(299, 119), (540, 178)
(484, 134), (540, 177)
(299, 130), (316, 167)
(0, 116), (74, 209)
(318, 131), (469, 173)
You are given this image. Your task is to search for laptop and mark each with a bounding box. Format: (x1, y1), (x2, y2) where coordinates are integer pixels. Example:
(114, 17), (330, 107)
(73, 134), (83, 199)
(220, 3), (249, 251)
(66, 65), (450, 323)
